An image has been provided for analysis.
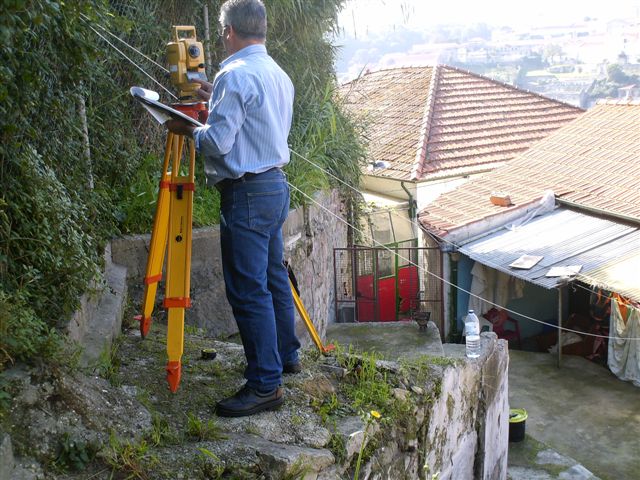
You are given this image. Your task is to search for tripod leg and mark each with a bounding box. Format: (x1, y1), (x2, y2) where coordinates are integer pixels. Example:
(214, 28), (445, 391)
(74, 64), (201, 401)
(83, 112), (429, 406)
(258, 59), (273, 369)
(137, 133), (174, 337)
(289, 279), (335, 354)
(164, 136), (195, 392)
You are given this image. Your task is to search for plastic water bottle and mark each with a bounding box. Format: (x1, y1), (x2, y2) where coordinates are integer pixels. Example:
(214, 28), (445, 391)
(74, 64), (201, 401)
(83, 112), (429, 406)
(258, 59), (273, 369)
(465, 310), (481, 358)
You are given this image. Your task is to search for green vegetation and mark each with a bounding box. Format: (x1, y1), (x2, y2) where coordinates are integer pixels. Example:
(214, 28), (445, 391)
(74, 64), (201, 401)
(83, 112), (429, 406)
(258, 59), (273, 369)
(280, 459), (312, 480)
(1, 0), (364, 370)
(145, 414), (182, 447)
(185, 412), (225, 442)
(586, 64), (640, 103)
(52, 433), (96, 473)
(105, 434), (158, 480)
(353, 410), (382, 480)
(334, 344), (395, 415)
(310, 343), (450, 474)
(93, 336), (123, 386)
(196, 448), (226, 479)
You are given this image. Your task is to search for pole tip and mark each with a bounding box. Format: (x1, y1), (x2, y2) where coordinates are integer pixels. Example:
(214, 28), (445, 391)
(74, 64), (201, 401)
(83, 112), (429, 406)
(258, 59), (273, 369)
(166, 361), (182, 392)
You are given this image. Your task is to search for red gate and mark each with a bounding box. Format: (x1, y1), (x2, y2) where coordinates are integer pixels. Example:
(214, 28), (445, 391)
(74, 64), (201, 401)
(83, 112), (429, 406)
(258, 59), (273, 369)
(334, 243), (444, 333)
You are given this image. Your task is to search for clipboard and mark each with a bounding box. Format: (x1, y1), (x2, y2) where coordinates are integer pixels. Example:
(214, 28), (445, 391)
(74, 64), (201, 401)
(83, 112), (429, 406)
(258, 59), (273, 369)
(130, 87), (204, 127)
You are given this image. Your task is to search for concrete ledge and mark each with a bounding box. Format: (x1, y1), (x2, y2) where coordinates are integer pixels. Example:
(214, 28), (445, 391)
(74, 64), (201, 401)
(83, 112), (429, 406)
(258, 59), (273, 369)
(66, 244), (128, 365)
(326, 320), (444, 359)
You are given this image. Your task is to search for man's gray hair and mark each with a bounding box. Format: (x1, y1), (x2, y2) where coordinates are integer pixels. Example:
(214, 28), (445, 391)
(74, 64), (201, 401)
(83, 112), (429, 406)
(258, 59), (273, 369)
(220, 0), (267, 40)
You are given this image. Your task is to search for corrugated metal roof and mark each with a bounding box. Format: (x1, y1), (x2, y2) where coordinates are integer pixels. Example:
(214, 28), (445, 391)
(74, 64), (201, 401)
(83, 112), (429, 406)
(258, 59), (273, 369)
(458, 209), (640, 301)
(577, 249), (640, 303)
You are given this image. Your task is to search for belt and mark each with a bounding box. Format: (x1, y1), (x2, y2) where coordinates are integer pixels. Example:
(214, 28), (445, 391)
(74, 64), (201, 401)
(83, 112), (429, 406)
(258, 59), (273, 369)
(215, 167), (281, 192)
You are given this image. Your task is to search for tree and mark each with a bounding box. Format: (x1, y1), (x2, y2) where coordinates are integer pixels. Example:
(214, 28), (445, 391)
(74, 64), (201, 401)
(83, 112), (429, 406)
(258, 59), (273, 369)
(607, 64), (632, 84)
(543, 44), (564, 65)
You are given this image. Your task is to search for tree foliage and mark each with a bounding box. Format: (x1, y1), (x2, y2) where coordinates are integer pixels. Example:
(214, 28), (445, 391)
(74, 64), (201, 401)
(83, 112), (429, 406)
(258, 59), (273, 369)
(586, 63), (640, 103)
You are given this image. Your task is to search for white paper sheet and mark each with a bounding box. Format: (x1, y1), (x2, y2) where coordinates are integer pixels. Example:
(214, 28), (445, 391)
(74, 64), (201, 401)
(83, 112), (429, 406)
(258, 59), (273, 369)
(130, 87), (204, 127)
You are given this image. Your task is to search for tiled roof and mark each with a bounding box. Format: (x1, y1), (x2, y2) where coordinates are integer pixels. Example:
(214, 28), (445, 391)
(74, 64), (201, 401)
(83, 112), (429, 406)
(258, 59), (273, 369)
(418, 100), (640, 236)
(337, 65), (583, 181)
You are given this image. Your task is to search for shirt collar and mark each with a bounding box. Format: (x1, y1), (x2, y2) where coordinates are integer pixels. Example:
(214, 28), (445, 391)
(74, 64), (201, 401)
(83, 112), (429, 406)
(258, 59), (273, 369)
(220, 44), (267, 69)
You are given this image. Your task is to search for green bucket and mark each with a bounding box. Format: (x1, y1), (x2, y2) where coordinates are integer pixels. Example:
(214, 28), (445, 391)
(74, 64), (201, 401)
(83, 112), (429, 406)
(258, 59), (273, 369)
(509, 408), (528, 442)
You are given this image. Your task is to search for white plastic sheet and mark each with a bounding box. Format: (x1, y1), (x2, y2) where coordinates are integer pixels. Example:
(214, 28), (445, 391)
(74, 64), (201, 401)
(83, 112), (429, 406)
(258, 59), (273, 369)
(608, 299), (640, 387)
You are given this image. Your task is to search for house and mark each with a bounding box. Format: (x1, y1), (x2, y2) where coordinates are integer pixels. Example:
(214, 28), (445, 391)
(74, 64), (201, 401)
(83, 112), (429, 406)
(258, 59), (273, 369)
(417, 100), (640, 383)
(336, 65), (583, 328)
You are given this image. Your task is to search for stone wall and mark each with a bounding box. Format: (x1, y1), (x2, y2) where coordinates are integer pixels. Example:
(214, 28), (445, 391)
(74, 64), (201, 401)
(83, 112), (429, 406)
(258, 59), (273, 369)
(341, 333), (509, 480)
(65, 244), (127, 365)
(110, 190), (347, 345)
(425, 335), (510, 480)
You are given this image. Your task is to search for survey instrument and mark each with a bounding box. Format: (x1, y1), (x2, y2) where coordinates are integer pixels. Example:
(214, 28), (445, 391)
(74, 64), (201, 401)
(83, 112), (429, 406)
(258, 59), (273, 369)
(166, 26), (207, 101)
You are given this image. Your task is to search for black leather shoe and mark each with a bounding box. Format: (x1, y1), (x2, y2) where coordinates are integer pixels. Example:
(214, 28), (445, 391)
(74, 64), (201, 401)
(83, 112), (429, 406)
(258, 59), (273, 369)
(215, 385), (284, 417)
(283, 362), (302, 374)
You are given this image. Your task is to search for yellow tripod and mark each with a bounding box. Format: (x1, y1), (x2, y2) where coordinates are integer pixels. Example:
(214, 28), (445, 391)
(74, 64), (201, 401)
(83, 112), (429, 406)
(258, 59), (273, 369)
(135, 103), (203, 392)
(136, 105), (333, 392)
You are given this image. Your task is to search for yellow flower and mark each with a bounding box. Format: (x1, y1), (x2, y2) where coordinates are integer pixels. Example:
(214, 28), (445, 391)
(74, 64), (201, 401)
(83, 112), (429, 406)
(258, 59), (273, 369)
(370, 410), (381, 419)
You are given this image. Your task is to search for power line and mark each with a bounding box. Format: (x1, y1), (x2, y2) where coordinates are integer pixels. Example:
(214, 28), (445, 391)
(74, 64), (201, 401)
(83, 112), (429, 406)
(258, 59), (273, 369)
(80, 13), (170, 74)
(83, 22), (177, 100)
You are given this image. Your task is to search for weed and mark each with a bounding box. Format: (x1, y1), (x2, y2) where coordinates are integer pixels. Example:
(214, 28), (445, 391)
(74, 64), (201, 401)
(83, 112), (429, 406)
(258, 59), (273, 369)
(312, 392), (341, 423)
(291, 414), (303, 425)
(344, 353), (393, 414)
(244, 424), (261, 436)
(186, 412), (225, 441)
(184, 324), (202, 335)
(0, 373), (11, 417)
(423, 462), (441, 480)
(52, 433), (95, 472)
(93, 337), (122, 386)
(327, 431), (347, 464)
(197, 448), (225, 479)
(122, 297), (141, 331)
(146, 414), (181, 446)
(398, 355), (451, 387)
(0, 290), (69, 370)
(105, 433), (157, 480)
(353, 410), (381, 480)
(281, 459), (311, 480)
(136, 388), (153, 411)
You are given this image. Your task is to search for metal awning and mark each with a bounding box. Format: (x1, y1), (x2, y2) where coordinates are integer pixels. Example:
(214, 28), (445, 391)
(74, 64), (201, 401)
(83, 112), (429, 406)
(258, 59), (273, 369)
(577, 250), (640, 303)
(458, 208), (640, 301)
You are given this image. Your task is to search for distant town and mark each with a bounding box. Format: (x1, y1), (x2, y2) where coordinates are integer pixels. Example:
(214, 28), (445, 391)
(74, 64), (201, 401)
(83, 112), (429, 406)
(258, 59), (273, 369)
(335, 11), (640, 108)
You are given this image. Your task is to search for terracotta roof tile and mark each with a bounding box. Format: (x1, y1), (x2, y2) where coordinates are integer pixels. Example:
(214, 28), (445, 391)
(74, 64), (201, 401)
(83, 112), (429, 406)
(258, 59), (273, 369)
(338, 65), (583, 181)
(418, 102), (640, 235)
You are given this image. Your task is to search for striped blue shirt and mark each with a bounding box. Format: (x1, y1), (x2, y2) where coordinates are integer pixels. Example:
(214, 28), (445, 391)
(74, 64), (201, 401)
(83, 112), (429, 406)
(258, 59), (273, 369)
(193, 44), (294, 185)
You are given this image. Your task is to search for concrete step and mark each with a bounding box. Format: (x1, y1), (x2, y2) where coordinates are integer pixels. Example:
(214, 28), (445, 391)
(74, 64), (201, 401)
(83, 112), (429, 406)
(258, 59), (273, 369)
(326, 320), (443, 359)
(66, 243), (128, 365)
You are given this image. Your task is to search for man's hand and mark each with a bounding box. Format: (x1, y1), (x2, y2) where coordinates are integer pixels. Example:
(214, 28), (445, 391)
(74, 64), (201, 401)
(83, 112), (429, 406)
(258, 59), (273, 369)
(165, 119), (196, 137)
(192, 79), (213, 101)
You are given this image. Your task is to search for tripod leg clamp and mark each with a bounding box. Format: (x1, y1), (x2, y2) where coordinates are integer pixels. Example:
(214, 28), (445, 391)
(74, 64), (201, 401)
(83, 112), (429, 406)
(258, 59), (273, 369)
(163, 297), (192, 308)
(144, 273), (163, 285)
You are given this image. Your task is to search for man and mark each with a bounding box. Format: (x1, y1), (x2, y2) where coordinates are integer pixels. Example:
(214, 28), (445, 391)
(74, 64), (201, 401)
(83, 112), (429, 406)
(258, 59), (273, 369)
(165, 0), (301, 417)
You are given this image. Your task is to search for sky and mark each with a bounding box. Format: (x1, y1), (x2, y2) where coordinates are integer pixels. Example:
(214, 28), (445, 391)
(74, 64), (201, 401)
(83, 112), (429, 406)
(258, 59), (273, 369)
(338, 0), (640, 37)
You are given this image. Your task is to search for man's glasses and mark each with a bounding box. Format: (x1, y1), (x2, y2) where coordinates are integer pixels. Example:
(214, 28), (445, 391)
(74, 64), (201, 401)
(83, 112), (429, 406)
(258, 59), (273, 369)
(217, 24), (229, 38)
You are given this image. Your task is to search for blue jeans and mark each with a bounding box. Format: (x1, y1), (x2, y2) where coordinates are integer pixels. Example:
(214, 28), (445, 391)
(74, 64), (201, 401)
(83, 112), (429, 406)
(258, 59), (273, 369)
(218, 168), (300, 391)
